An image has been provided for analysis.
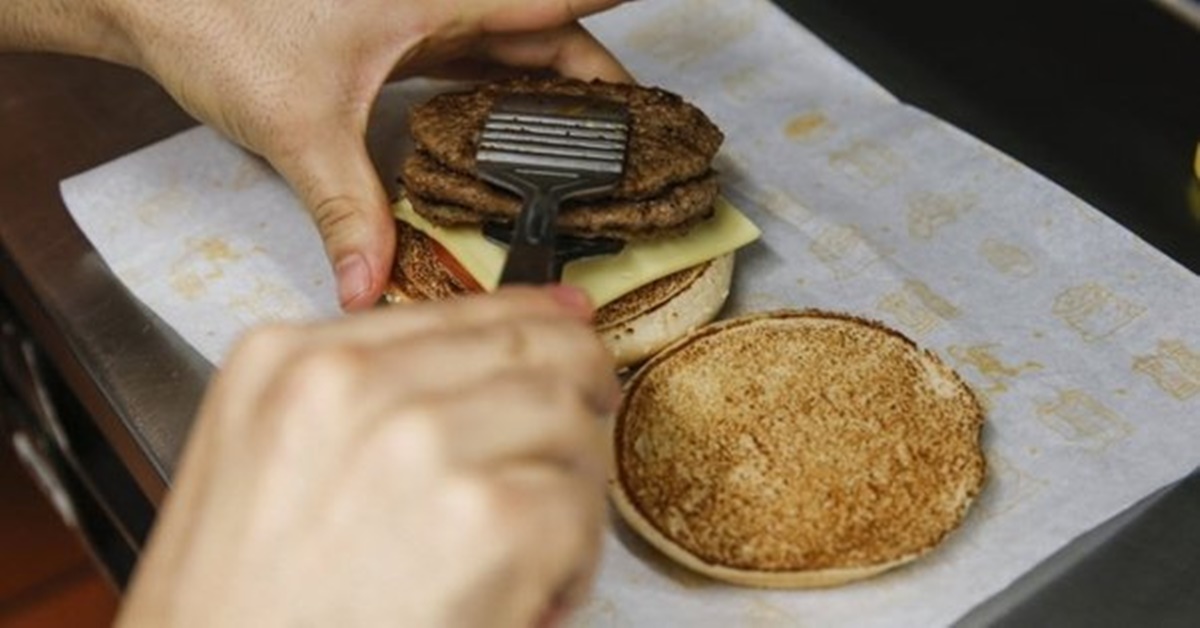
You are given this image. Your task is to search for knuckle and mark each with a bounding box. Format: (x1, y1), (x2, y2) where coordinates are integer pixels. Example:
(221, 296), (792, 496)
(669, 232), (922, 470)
(489, 321), (533, 362)
(311, 194), (365, 239)
(279, 344), (370, 398)
(374, 406), (448, 465)
(228, 323), (301, 366)
(443, 476), (509, 533)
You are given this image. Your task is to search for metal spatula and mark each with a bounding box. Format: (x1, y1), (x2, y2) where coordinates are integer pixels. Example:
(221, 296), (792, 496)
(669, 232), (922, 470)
(476, 93), (629, 285)
(481, 222), (624, 270)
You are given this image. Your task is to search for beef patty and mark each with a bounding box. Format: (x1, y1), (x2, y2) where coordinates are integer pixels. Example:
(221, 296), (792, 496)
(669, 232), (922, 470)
(406, 186), (715, 241)
(408, 77), (724, 200)
(401, 151), (719, 239)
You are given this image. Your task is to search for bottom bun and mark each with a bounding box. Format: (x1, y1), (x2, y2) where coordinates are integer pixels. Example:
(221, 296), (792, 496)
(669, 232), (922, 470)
(593, 253), (732, 368)
(609, 310), (986, 588)
(386, 220), (733, 368)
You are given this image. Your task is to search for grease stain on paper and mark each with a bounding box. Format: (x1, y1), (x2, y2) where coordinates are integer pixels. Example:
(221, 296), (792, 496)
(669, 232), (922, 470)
(170, 271), (208, 300)
(906, 190), (977, 240)
(974, 450), (1047, 519)
(624, 0), (759, 69)
(746, 184), (814, 228)
(721, 65), (771, 102)
(197, 237), (242, 264)
(784, 111), (831, 141)
(828, 140), (907, 189)
(810, 224), (886, 279)
(169, 236), (244, 301)
(876, 279), (960, 337)
(1133, 339), (1200, 401)
(1052, 283), (1145, 343)
(947, 344), (1042, 396)
(980, 239), (1037, 277)
(1035, 390), (1134, 452)
(134, 186), (185, 228)
(230, 278), (307, 322)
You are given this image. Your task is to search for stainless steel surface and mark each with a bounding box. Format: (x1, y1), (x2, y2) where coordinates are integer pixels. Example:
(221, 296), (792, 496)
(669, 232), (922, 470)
(0, 54), (211, 503)
(959, 468), (1200, 627)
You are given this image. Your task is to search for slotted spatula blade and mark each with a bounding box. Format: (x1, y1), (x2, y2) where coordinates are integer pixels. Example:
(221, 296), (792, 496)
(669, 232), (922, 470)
(476, 93), (629, 285)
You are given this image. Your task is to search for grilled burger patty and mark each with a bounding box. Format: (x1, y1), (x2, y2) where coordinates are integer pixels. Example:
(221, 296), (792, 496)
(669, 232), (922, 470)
(391, 77), (741, 368)
(402, 152), (719, 240)
(407, 77), (724, 200)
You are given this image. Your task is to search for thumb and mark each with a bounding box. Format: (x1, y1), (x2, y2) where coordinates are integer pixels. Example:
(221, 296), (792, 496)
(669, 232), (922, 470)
(273, 129), (395, 311)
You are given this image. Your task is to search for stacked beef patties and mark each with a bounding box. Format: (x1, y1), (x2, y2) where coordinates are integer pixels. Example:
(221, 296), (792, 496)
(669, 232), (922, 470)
(403, 77), (723, 239)
(390, 77), (756, 367)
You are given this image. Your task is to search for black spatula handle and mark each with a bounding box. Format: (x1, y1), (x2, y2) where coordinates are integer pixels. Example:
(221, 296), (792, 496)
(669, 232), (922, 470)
(498, 190), (561, 285)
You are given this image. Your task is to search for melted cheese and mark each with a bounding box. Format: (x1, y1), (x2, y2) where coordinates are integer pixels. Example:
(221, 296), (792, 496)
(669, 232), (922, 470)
(393, 198), (760, 307)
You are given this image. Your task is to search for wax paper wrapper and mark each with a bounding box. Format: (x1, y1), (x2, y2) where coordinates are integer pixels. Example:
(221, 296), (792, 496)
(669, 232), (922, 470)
(60, 0), (1200, 625)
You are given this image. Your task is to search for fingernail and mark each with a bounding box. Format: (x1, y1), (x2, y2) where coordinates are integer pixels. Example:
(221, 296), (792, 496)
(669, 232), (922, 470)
(546, 284), (594, 317)
(335, 253), (371, 309)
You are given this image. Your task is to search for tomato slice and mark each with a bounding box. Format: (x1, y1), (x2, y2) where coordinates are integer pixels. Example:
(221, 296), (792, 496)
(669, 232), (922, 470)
(429, 239), (484, 293)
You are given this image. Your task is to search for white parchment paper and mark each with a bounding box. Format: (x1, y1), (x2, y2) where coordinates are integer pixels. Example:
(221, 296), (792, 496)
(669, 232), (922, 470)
(60, 0), (1199, 625)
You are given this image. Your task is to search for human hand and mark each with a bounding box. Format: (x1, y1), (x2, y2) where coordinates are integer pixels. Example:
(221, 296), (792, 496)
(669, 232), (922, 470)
(117, 287), (620, 627)
(112, 0), (633, 309)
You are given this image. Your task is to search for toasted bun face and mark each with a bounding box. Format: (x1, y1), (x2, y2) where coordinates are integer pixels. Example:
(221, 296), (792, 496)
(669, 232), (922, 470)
(610, 311), (986, 588)
(385, 220), (732, 368)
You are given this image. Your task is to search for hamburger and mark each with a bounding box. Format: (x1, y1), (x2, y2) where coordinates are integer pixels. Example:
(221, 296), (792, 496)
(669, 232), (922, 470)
(609, 310), (987, 588)
(386, 77), (759, 367)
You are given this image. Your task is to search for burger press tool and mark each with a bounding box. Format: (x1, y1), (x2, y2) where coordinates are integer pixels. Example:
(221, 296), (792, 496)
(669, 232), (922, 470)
(476, 93), (629, 285)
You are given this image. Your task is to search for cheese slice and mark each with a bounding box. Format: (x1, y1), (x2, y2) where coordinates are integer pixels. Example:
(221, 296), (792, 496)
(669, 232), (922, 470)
(393, 197), (760, 307)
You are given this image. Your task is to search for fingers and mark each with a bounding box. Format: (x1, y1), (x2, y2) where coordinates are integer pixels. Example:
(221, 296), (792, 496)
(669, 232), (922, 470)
(471, 0), (631, 33)
(396, 22), (632, 83)
(270, 126), (395, 311)
(219, 286), (607, 419)
(390, 317), (614, 405)
(412, 370), (608, 472)
(353, 312), (620, 418)
(314, 286), (595, 345)
(227, 287), (617, 447)
(476, 23), (633, 82)
(490, 464), (606, 626)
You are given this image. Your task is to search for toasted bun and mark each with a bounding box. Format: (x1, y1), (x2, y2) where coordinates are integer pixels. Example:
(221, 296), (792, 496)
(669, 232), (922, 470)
(609, 310), (986, 588)
(385, 219), (733, 368)
(384, 219), (476, 304)
(593, 254), (732, 367)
